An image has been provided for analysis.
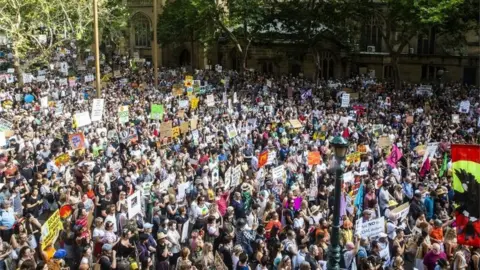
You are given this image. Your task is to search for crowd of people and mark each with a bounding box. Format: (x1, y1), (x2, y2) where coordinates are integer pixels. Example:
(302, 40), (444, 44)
(0, 54), (479, 270)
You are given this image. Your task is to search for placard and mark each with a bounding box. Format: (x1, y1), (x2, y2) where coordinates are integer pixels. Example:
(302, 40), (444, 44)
(160, 121), (173, 139)
(378, 136), (391, 148)
(69, 132), (86, 150)
(172, 127), (180, 138)
(231, 165), (242, 188)
(74, 111), (91, 128)
(179, 100), (189, 109)
(272, 165), (285, 181)
(118, 106), (129, 124)
(452, 114), (460, 123)
(126, 191), (142, 218)
(390, 202), (410, 221)
(40, 209), (63, 250)
(224, 167), (232, 189)
(343, 171), (354, 183)
(225, 124), (238, 139)
(206, 94), (215, 106)
(307, 151), (321, 165)
(180, 121), (189, 134)
(359, 161), (369, 175)
(91, 99), (104, 122)
(0, 119), (13, 132)
(355, 217), (385, 238)
(150, 104), (164, 120)
(40, 96), (48, 108)
(190, 118), (198, 130)
(341, 94), (350, 108)
(267, 151), (277, 165)
(190, 97), (199, 110)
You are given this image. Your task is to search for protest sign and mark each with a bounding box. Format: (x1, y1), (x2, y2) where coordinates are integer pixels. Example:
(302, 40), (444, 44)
(74, 111), (91, 127)
(0, 119), (13, 132)
(225, 124), (238, 139)
(231, 165), (242, 187)
(0, 132), (5, 147)
(91, 99), (104, 122)
(190, 97), (199, 110)
(173, 86), (184, 96)
(258, 151), (269, 168)
(452, 114), (460, 123)
(390, 202), (410, 221)
(341, 94), (350, 108)
(357, 145), (367, 153)
(40, 96), (48, 108)
(68, 76), (76, 87)
(224, 167), (232, 189)
(343, 171), (354, 184)
(346, 152), (361, 165)
(206, 94), (215, 106)
(150, 104), (164, 120)
(459, 100), (470, 113)
(118, 106), (129, 124)
(307, 151), (321, 165)
(378, 136), (391, 148)
(41, 209), (63, 250)
(190, 118), (198, 130)
(55, 103), (64, 116)
(272, 165), (285, 181)
(179, 100), (189, 109)
(180, 121), (189, 134)
(54, 153), (70, 167)
(359, 162), (369, 175)
(289, 119), (303, 129)
(69, 132), (86, 150)
(127, 191), (142, 218)
(172, 127), (180, 138)
(160, 121), (173, 139)
(355, 217), (385, 239)
(267, 151), (276, 165)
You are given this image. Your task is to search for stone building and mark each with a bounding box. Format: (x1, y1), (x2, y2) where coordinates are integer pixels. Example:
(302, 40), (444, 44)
(126, 0), (479, 85)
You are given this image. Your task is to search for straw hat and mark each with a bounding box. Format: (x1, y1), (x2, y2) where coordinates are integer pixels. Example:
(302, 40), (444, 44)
(310, 205), (321, 215)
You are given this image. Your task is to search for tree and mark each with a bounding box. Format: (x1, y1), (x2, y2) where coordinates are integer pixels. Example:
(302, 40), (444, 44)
(0, 0), (129, 83)
(349, 0), (476, 89)
(157, 0), (207, 68)
(270, 0), (353, 83)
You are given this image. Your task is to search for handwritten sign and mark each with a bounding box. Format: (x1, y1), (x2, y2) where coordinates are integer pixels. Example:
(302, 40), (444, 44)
(355, 217), (385, 239)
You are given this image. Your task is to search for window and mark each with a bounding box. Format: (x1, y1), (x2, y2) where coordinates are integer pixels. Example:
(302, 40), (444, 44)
(132, 13), (151, 48)
(320, 52), (335, 79)
(417, 28), (436, 55)
(361, 16), (382, 52)
(421, 65), (444, 80)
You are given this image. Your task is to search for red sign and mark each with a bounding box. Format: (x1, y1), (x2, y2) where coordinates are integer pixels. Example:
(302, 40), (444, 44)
(258, 151), (269, 168)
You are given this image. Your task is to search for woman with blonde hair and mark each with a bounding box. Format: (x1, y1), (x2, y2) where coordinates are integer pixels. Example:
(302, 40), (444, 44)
(176, 247), (193, 270)
(444, 224), (457, 260)
(202, 242), (215, 270)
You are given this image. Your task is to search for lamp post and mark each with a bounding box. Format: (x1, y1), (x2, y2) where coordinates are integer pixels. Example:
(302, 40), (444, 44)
(327, 136), (349, 270)
(152, 0), (158, 88)
(93, 0), (101, 98)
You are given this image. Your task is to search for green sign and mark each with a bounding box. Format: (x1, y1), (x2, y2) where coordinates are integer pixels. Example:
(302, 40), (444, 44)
(150, 104), (164, 120)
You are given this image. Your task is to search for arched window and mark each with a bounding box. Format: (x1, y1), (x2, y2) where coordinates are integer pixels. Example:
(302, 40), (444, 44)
(361, 16), (382, 52)
(320, 52), (335, 79)
(132, 13), (151, 48)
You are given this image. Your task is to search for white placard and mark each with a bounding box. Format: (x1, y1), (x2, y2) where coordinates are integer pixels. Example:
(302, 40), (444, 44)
(231, 165), (242, 188)
(74, 111), (92, 128)
(233, 92), (238, 103)
(343, 171), (354, 183)
(84, 74), (95, 83)
(224, 167), (232, 189)
(91, 99), (104, 122)
(267, 151), (276, 165)
(40, 96), (49, 108)
(206, 94), (215, 106)
(59, 78), (68, 86)
(7, 68), (14, 74)
(359, 162), (369, 175)
(422, 142), (439, 164)
(355, 217), (385, 238)
(339, 116), (349, 127)
(22, 73), (33, 84)
(272, 165), (285, 181)
(225, 124), (238, 139)
(341, 94), (350, 108)
(266, 80), (272, 88)
(0, 132), (6, 147)
(179, 100), (189, 109)
(211, 168), (219, 187)
(452, 114), (460, 123)
(459, 100), (470, 113)
(390, 202), (410, 221)
(126, 191), (142, 218)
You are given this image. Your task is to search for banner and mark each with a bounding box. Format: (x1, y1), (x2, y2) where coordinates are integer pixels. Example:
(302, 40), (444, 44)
(451, 144), (480, 247)
(91, 99), (104, 122)
(0, 118), (13, 132)
(341, 94), (350, 108)
(118, 106), (129, 124)
(69, 132), (86, 150)
(390, 202), (410, 221)
(41, 209), (64, 250)
(126, 191), (142, 218)
(206, 94), (215, 107)
(74, 111), (91, 128)
(150, 104), (164, 120)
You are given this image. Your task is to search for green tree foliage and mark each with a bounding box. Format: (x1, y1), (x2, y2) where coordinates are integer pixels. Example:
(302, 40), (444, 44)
(0, 0), (128, 81)
(349, 0), (476, 88)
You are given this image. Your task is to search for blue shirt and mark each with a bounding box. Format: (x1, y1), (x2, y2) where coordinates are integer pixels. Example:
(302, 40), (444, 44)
(0, 209), (16, 229)
(402, 182), (413, 199)
(424, 196), (434, 220)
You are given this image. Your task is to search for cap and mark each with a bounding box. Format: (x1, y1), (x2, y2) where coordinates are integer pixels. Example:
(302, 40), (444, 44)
(144, 223), (153, 229)
(378, 233), (387, 238)
(53, 249), (66, 259)
(102, 244), (113, 251)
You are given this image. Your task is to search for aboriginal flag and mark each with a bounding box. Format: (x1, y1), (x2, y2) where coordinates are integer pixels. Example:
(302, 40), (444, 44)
(452, 144), (480, 247)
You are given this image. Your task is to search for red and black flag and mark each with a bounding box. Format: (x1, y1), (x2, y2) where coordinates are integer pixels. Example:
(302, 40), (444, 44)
(452, 144), (480, 247)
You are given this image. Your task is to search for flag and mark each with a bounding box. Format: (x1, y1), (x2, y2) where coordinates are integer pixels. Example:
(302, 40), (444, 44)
(354, 183), (365, 217)
(451, 144), (480, 247)
(386, 144), (403, 168)
(439, 153), (448, 177)
(419, 157), (431, 177)
(258, 151), (269, 168)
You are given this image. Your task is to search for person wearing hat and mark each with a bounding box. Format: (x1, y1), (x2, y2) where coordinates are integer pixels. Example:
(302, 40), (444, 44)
(156, 232), (172, 270)
(98, 243), (117, 270)
(340, 216), (354, 247)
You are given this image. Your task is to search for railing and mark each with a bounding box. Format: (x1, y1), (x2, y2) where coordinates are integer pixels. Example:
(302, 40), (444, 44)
(127, 0), (152, 7)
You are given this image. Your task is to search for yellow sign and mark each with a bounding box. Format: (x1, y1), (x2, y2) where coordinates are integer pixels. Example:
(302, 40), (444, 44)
(191, 97), (199, 110)
(41, 210), (64, 250)
(184, 75), (193, 87)
(101, 74), (111, 82)
(180, 122), (189, 134)
(172, 127), (180, 138)
(346, 152), (361, 165)
(54, 153), (70, 167)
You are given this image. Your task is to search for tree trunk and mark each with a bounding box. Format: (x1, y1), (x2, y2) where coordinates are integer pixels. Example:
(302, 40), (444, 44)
(313, 48), (321, 87)
(242, 40), (251, 71)
(391, 55), (401, 90)
(190, 36), (195, 71)
(13, 45), (23, 86)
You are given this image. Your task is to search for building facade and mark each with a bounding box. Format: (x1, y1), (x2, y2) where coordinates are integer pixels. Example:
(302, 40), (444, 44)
(127, 0), (479, 85)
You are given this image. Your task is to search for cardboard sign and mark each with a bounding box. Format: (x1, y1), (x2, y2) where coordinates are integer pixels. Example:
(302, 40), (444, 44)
(378, 136), (391, 148)
(390, 202), (410, 221)
(173, 86), (184, 96)
(180, 121), (189, 134)
(307, 151), (322, 165)
(289, 119), (303, 129)
(358, 145), (367, 153)
(160, 121), (173, 139)
(190, 118), (198, 130)
(40, 209), (63, 250)
(272, 165), (285, 181)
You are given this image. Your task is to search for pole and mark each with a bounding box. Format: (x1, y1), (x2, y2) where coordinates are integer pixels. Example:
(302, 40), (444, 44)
(153, 0), (158, 88)
(93, 0), (101, 98)
(326, 158), (345, 270)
